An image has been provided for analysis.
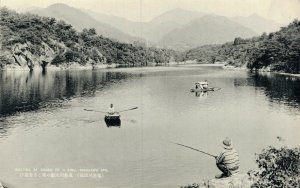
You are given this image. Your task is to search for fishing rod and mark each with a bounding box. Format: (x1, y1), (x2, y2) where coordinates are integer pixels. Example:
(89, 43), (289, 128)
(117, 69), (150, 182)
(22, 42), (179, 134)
(173, 142), (217, 158)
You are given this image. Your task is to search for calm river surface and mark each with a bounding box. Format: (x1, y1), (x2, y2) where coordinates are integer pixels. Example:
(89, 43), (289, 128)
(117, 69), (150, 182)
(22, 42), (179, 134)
(0, 65), (299, 188)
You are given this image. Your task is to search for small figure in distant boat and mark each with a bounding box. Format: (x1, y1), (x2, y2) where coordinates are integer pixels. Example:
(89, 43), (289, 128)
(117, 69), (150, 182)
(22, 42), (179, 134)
(108, 103), (115, 115)
(215, 137), (239, 179)
(199, 80), (208, 90)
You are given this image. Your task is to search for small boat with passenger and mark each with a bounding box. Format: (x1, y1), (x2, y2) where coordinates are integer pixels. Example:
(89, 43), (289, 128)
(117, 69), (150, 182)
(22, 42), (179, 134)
(190, 81), (220, 92)
(84, 105), (137, 128)
(104, 113), (121, 127)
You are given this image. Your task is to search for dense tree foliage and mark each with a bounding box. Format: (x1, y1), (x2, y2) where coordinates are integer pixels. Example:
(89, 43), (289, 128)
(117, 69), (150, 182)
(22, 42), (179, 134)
(184, 20), (300, 73)
(250, 146), (300, 187)
(0, 8), (179, 67)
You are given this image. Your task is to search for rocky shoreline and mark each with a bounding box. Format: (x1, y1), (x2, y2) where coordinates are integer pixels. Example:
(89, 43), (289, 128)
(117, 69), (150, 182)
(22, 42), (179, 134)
(0, 41), (111, 71)
(182, 174), (254, 188)
(0, 62), (118, 71)
(224, 64), (300, 77)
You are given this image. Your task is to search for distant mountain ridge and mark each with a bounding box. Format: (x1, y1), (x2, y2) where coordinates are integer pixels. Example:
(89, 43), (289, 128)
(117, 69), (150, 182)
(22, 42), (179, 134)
(83, 8), (204, 44)
(149, 8), (205, 25)
(157, 15), (257, 51)
(30, 3), (142, 43)
(81, 9), (149, 39)
(83, 7), (280, 50)
(29, 4), (282, 50)
(231, 14), (283, 34)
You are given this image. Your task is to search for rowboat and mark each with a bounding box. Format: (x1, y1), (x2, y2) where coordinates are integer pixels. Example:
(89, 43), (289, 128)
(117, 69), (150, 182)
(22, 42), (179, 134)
(104, 113), (121, 127)
(190, 87), (215, 92)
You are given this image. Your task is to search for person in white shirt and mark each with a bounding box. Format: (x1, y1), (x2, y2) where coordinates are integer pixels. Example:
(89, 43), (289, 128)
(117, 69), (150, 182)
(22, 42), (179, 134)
(108, 104), (115, 115)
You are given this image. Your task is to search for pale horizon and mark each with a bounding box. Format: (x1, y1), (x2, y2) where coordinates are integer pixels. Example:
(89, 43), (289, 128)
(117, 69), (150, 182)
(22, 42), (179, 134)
(1, 0), (300, 24)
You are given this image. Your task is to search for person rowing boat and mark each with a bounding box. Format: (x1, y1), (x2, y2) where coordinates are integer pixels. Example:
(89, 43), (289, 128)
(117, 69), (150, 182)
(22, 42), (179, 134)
(108, 103), (115, 115)
(106, 104), (120, 127)
(84, 105), (138, 127)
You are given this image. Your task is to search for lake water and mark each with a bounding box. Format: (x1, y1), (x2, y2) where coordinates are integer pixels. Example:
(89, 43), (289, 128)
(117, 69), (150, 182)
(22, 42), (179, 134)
(0, 65), (299, 188)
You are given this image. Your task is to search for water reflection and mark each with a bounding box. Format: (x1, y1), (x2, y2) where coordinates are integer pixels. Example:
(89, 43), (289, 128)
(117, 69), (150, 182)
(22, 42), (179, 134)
(0, 70), (130, 117)
(2, 69), (299, 117)
(0, 119), (11, 138)
(106, 122), (121, 128)
(195, 91), (208, 98)
(234, 72), (300, 108)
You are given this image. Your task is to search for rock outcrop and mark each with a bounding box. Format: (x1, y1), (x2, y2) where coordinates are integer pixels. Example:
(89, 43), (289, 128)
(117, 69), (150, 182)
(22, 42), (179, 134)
(205, 174), (253, 188)
(12, 42), (37, 70)
(182, 174), (254, 188)
(1, 42), (56, 70)
(0, 41), (107, 70)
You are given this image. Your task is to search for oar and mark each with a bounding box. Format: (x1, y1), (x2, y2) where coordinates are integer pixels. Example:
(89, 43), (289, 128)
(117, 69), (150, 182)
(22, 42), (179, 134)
(173, 142), (217, 158)
(211, 87), (221, 91)
(84, 109), (107, 113)
(118, 107), (138, 113)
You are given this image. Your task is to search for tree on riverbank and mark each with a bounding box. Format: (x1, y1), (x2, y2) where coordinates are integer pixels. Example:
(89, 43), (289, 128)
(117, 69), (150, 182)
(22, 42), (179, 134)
(0, 8), (180, 69)
(184, 20), (300, 74)
(249, 146), (300, 187)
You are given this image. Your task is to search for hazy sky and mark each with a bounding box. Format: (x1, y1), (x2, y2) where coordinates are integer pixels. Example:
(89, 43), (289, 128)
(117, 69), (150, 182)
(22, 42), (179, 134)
(2, 0), (300, 23)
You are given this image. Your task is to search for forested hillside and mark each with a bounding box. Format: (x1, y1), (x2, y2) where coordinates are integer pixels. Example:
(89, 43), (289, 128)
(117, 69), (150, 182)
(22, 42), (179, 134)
(0, 8), (179, 70)
(184, 20), (300, 74)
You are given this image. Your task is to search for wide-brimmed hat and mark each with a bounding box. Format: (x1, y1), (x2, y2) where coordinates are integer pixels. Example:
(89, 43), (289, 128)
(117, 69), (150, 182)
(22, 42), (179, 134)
(223, 137), (233, 149)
